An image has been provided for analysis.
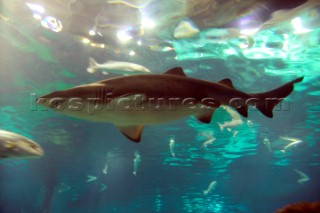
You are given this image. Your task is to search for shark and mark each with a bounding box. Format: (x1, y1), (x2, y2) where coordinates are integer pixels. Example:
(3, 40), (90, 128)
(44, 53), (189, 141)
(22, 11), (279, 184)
(87, 57), (151, 75)
(0, 130), (44, 159)
(36, 67), (303, 142)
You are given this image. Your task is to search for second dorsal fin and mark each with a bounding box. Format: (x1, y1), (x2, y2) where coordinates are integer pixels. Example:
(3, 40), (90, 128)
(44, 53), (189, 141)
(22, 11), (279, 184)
(218, 78), (235, 88)
(163, 67), (187, 77)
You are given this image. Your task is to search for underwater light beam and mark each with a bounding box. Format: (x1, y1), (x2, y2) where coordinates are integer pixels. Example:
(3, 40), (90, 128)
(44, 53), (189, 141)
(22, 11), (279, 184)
(40, 16), (63, 32)
(291, 17), (311, 34)
(129, 51), (136, 56)
(89, 29), (96, 36)
(26, 2), (45, 14)
(141, 17), (156, 29)
(117, 29), (133, 43)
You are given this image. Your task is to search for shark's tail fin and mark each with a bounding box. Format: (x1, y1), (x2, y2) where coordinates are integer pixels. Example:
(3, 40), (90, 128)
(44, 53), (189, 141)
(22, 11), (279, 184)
(252, 77), (304, 118)
(87, 57), (98, 73)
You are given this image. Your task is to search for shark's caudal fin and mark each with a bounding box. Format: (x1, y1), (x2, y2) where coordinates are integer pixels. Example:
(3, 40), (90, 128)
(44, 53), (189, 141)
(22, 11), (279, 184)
(253, 77), (304, 118)
(87, 57), (98, 73)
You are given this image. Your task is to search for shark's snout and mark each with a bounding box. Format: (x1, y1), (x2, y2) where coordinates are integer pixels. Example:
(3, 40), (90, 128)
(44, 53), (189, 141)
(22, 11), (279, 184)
(30, 144), (45, 157)
(36, 97), (41, 104)
(36, 92), (64, 107)
(36, 95), (49, 105)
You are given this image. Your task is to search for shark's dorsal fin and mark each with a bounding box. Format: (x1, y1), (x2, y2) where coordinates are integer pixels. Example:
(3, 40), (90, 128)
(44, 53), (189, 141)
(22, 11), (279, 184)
(115, 125), (144, 143)
(163, 67), (187, 77)
(218, 79), (235, 89)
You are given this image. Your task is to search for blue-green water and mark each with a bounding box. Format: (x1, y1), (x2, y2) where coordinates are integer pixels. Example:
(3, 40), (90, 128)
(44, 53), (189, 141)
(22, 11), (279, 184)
(1, 0), (319, 212)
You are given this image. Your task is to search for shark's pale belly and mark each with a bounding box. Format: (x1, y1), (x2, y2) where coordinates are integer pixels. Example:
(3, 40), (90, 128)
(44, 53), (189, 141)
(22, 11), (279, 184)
(59, 103), (213, 125)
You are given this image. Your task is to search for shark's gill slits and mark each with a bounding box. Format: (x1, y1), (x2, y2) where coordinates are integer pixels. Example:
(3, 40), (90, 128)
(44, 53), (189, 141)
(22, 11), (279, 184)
(102, 86), (107, 105)
(93, 86), (107, 106)
(93, 87), (100, 107)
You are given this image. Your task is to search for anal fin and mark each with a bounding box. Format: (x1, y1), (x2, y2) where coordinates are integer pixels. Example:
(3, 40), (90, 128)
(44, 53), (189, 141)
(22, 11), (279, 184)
(115, 125), (144, 143)
(194, 109), (216, 123)
(235, 106), (248, 118)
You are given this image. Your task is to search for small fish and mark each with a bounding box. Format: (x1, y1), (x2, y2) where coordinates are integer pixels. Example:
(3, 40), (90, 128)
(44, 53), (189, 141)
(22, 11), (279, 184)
(232, 130), (238, 138)
(218, 105), (243, 131)
(218, 119), (243, 131)
(280, 136), (302, 143)
(0, 130), (44, 159)
(133, 150), (141, 176)
(201, 138), (215, 148)
(58, 183), (71, 193)
(293, 169), (309, 184)
(247, 120), (253, 128)
(102, 163), (108, 175)
(169, 138), (175, 157)
(263, 138), (272, 153)
(202, 138), (215, 148)
(200, 131), (216, 148)
(87, 57), (151, 75)
(203, 180), (217, 196)
(87, 175), (97, 182)
(100, 184), (108, 191)
(280, 136), (303, 153)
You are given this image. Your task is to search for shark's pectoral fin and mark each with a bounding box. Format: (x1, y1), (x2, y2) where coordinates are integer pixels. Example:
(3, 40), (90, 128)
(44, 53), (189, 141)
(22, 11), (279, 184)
(195, 110), (215, 123)
(194, 99), (220, 123)
(163, 67), (187, 77)
(218, 78), (235, 89)
(115, 125), (144, 143)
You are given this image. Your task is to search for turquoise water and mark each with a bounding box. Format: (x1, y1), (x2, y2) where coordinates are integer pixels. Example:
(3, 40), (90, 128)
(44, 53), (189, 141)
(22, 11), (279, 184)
(0, 0), (319, 212)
